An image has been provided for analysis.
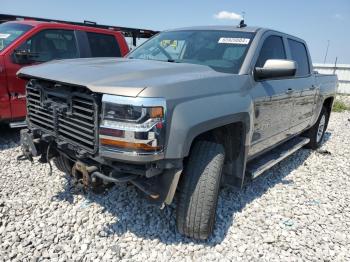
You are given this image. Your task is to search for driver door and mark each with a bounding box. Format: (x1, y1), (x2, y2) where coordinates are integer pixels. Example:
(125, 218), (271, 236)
(249, 34), (295, 157)
(5, 29), (78, 120)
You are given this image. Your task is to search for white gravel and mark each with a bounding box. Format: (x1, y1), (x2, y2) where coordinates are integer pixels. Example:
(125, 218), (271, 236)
(1, 111), (350, 262)
(336, 94), (350, 106)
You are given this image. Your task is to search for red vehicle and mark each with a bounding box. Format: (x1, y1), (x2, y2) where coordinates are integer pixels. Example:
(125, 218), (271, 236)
(0, 14), (157, 127)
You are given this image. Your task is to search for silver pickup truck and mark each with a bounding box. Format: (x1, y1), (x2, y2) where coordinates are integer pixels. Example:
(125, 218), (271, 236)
(18, 26), (337, 240)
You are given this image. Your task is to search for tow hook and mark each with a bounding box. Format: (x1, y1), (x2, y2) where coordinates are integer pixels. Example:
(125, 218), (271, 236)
(18, 129), (38, 162)
(72, 161), (99, 190)
(90, 171), (159, 199)
(71, 161), (160, 200)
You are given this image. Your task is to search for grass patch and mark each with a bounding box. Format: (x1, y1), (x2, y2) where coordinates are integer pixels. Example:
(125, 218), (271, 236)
(333, 100), (350, 112)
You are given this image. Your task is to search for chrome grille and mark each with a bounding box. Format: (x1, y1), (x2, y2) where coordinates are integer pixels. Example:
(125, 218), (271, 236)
(26, 81), (99, 153)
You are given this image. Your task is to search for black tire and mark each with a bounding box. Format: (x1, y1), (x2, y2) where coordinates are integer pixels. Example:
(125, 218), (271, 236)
(53, 154), (73, 175)
(304, 106), (329, 150)
(176, 141), (225, 240)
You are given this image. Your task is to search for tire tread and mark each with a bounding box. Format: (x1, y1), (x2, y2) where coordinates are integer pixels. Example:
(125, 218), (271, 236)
(304, 106), (329, 150)
(176, 141), (225, 240)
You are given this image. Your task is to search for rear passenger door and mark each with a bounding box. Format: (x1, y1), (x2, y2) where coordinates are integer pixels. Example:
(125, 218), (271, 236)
(76, 31), (122, 58)
(86, 32), (121, 57)
(286, 38), (317, 134)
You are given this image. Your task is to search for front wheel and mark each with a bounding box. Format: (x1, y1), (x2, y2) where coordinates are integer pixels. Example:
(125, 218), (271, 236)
(304, 106), (329, 149)
(176, 141), (225, 240)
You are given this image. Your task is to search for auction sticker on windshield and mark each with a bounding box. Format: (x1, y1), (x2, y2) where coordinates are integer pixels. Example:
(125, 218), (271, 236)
(0, 34), (10, 39)
(218, 38), (250, 45)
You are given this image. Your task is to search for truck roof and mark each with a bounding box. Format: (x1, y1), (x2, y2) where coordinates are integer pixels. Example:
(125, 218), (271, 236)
(0, 14), (158, 39)
(168, 25), (261, 33)
(169, 25), (306, 44)
(4, 20), (124, 35)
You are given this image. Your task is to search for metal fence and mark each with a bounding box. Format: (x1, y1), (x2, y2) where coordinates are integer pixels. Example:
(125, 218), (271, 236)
(313, 63), (350, 94)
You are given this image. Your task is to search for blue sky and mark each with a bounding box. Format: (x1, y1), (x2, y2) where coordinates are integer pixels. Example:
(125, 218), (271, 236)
(2, 0), (350, 64)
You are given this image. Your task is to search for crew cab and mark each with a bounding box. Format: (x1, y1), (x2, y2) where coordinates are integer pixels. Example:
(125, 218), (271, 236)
(17, 25), (338, 240)
(0, 20), (129, 126)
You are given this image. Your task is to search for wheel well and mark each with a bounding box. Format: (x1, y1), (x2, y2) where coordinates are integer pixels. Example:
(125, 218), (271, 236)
(191, 122), (244, 162)
(323, 97), (334, 114)
(187, 122), (247, 187)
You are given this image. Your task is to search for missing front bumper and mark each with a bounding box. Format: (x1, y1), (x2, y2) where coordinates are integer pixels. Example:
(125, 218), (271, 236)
(19, 128), (183, 206)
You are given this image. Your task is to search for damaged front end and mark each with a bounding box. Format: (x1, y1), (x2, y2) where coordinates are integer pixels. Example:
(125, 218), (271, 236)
(19, 79), (182, 207)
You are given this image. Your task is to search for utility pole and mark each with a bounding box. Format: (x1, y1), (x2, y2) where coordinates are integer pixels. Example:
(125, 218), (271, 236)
(333, 57), (338, 74)
(323, 40), (330, 64)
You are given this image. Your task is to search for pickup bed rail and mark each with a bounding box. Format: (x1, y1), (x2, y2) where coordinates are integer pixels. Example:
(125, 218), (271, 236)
(0, 13), (159, 46)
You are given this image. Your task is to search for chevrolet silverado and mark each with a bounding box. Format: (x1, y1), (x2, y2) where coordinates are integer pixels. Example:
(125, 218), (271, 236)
(17, 25), (338, 240)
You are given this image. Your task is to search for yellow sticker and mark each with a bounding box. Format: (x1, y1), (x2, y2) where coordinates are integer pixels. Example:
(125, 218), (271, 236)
(161, 40), (178, 49)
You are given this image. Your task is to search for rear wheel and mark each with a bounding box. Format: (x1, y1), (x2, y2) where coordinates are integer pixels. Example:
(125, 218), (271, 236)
(176, 141), (225, 240)
(304, 106), (329, 149)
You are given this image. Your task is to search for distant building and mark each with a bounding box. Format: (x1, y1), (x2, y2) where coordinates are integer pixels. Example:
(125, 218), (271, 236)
(314, 64), (350, 94)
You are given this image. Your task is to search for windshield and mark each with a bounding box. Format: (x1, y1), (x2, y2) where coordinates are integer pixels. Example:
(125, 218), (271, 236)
(129, 30), (255, 74)
(0, 23), (33, 52)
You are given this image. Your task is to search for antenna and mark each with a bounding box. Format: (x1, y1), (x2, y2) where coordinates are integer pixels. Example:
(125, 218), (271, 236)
(238, 11), (247, 28)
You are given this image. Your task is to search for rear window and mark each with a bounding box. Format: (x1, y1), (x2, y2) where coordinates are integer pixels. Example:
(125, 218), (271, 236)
(0, 23), (33, 51)
(86, 32), (121, 57)
(288, 39), (310, 77)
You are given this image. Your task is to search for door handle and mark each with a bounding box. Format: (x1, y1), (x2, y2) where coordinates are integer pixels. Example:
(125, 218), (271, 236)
(310, 85), (319, 90)
(10, 93), (26, 100)
(285, 88), (294, 94)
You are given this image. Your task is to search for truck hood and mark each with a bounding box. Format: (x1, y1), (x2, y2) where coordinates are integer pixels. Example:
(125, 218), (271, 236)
(17, 57), (224, 97)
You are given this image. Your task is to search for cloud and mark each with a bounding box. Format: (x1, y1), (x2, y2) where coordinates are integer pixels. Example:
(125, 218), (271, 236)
(214, 11), (242, 21)
(334, 14), (344, 20)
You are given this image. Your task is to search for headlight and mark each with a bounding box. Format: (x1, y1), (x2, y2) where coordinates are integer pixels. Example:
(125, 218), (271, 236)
(99, 95), (166, 154)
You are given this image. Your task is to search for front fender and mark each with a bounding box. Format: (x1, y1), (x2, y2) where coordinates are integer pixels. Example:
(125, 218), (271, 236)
(165, 93), (252, 159)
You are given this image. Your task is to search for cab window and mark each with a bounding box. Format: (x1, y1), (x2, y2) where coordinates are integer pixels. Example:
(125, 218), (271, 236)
(256, 35), (286, 67)
(18, 29), (78, 62)
(288, 39), (310, 77)
(86, 32), (121, 57)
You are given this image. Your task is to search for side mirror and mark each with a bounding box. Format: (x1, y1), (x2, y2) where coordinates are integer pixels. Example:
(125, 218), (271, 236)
(11, 49), (33, 65)
(255, 59), (297, 80)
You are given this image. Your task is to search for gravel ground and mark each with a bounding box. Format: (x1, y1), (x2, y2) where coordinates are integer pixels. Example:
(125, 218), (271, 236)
(336, 94), (350, 106)
(0, 111), (350, 262)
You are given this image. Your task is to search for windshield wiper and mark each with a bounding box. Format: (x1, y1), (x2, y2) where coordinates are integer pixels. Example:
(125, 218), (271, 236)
(167, 59), (180, 63)
(127, 57), (180, 63)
